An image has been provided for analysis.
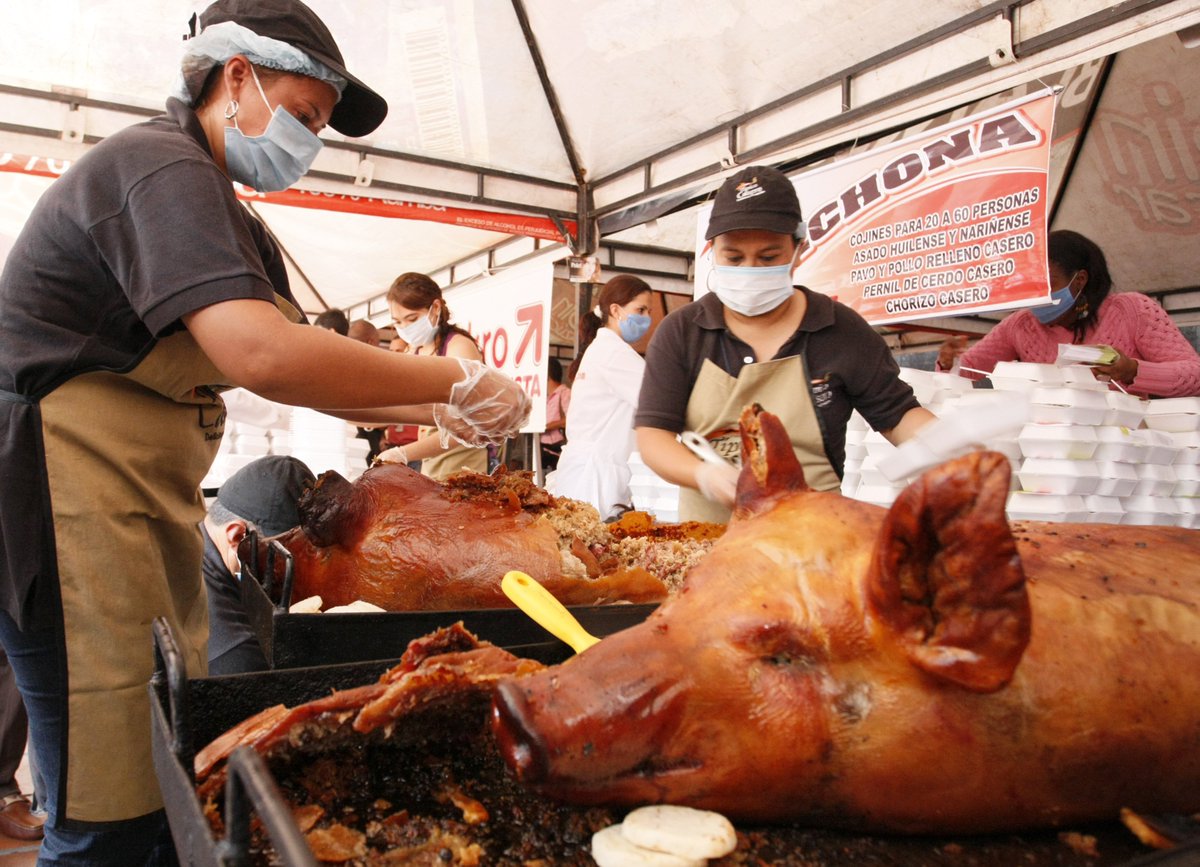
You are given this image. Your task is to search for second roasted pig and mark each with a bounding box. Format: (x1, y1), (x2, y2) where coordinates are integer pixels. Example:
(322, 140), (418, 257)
(243, 464), (720, 610)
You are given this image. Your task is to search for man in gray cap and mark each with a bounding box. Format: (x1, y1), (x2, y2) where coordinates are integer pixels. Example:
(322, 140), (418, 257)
(202, 456), (315, 675)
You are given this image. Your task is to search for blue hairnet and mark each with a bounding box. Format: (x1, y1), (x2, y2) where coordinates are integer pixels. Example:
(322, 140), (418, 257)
(171, 20), (347, 106)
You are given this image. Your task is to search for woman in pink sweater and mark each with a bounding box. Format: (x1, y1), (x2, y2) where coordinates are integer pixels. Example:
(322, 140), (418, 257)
(939, 230), (1200, 398)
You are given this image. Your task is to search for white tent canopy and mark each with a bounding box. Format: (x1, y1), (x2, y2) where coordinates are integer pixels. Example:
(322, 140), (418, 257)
(2, 0), (1198, 337)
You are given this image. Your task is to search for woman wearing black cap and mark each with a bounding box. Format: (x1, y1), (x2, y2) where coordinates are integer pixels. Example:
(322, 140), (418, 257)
(635, 165), (935, 523)
(0, 1), (528, 862)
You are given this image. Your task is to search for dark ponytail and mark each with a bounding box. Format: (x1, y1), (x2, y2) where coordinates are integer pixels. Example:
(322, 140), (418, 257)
(1047, 230), (1112, 343)
(566, 274), (651, 382)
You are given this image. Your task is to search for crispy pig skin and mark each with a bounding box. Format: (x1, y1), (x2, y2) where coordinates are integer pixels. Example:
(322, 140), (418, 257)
(242, 463), (668, 610)
(491, 406), (1200, 833)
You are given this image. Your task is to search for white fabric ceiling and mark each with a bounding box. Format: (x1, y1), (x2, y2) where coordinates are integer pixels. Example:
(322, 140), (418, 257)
(2, 1), (1198, 321)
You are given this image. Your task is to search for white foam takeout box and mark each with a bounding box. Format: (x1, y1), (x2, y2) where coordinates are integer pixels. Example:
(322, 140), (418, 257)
(1027, 386), (1110, 426)
(1082, 494), (1124, 524)
(1017, 458), (1100, 496)
(1143, 397), (1200, 434)
(1173, 463), (1200, 497)
(1092, 427), (1147, 463)
(1006, 492), (1087, 522)
(1103, 391), (1147, 428)
(1093, 461), (1139, 498)
(1131, 429), (1180, 465)
(1121, 495), (1180, 526)
(1132, 464), (1178, 498)
(1171, 431), (1200, 466)
(1016, 423), (1096, 460)
(988, 361), (1062, 391)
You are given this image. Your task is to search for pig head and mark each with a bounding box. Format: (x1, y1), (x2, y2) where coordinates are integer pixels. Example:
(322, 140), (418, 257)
(492, 406), (1200, 833)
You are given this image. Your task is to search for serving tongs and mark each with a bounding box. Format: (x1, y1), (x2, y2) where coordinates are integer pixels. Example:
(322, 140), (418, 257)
(501, 570), (599, 654)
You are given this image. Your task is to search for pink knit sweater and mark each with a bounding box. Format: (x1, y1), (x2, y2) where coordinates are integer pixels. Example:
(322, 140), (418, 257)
(952, 292), (1200, 398)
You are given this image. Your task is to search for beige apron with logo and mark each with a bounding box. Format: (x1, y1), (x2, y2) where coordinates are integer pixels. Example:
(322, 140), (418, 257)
(39, 296), (298, 823)
(420, 436), (488, 480)
(680, 356), (840, 523)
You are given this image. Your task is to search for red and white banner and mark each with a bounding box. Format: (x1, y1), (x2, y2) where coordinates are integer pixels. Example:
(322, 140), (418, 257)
(442, 251), (557, 432)
(0, 152), (574, 243)
(696, 90), (1057, 325)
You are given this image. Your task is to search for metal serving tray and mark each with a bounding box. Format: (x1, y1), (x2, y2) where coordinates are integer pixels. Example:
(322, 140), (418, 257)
(149, 618), (1193, 867)
(240, 536), (659, 669)
(149, 618), (577, 867)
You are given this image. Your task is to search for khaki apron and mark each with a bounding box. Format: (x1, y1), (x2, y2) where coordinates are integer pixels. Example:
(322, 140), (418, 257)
(414, 338), (488, 481)
(39, 297), (299, 823)
(420, 435), (488, 481)
(680, 355), (840, 523)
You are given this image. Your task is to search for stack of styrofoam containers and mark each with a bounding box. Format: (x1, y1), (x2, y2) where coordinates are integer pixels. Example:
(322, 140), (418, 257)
(842, 368), (978, 507)
(1143, 397), (1200, 528)
(289, 407), (367, 481)
(1119, 426), (1179, 526)
(628, 451), (680, 522)
(989, 361), (1146, 525)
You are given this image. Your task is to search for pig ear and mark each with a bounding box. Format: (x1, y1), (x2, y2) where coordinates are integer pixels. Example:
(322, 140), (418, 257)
(734, 405), (810, 517)
(866, 451), (1030, 692)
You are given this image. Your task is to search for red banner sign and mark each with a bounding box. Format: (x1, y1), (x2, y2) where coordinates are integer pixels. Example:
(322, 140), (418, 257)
(0, 152), (574, 243)
(694, 90), (1057, 325)
(795, 91), (1057, 324)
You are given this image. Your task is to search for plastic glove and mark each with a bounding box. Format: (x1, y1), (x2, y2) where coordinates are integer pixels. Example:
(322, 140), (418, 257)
(694, 461), (739, 507)
(376, 446), (408, 465)
(433, 358), (532, 448)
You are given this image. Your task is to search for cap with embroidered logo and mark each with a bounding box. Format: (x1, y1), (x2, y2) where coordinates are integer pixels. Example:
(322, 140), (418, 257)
(704, 165), (803, 241)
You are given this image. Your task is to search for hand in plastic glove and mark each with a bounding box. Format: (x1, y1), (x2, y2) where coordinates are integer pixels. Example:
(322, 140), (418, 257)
(433, 358), (532, 448)
(694, 460), (740, 507)
(376, 446), (408, 465)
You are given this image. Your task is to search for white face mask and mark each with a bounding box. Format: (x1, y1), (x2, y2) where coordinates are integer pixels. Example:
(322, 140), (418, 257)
(710, 264), (796, 316)
(396, 306), (438, 347)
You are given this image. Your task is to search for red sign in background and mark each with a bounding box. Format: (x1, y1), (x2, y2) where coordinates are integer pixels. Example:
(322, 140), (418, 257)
(793, 91), (1057, 325)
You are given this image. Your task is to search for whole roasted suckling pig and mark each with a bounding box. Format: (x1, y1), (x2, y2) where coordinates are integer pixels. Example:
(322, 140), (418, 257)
(241, 464), (722, 611)
(492, 406), (1200, 833)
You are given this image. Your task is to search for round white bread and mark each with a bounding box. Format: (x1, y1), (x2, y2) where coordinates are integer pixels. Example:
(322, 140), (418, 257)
(591, 823), (705, 867)
(621, 805), (738, 860)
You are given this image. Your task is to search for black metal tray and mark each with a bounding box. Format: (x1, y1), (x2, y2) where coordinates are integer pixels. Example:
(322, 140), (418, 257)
(149, 618), (1194, 867)
(241, 536), (659, 668)
(150, 618), (578, 867)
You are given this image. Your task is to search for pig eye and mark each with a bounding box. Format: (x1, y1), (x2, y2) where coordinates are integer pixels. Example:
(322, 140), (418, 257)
(732, 621), (824, 669)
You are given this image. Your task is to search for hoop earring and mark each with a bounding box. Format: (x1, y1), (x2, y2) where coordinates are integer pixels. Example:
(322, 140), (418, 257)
(223, 99), (239, 120)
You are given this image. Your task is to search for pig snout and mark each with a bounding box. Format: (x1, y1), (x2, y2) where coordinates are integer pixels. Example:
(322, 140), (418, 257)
(491, 650), (687, 800)
(491, 681), (553, 784)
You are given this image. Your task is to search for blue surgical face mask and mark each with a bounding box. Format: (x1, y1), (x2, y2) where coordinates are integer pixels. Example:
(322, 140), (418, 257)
(1031, 271), (1080, 325)
(618, 311), (652, 343)
(224, 68), (323, 192)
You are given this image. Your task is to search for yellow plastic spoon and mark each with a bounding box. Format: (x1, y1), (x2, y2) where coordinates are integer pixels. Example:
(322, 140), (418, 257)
(501, 570), (600, 653)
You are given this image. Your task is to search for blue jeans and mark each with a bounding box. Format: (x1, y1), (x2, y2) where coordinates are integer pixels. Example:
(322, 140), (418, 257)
(0, 611), (178, 866)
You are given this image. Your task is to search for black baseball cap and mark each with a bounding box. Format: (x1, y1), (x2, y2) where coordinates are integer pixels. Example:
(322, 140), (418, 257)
(199, 0), (388, 137)
(217, 455), (316, 537)
(704, 165), (803, 241)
